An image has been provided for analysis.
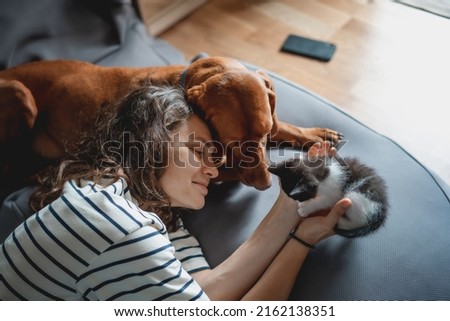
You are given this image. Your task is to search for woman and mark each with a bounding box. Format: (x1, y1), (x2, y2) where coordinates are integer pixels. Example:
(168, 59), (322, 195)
(0, 85), (351, 300)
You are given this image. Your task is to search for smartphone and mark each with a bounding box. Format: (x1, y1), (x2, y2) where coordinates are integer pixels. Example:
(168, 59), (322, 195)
(280, 34), (336, 62)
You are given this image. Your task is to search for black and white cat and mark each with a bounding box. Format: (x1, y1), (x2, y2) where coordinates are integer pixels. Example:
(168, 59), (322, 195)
(269, 156), (389, 238)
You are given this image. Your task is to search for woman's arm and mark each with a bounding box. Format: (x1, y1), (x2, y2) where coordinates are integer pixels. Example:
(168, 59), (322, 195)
(192, 194), (351, 301)
(241, 198), (351, 300)
(192, 189), (301, 300)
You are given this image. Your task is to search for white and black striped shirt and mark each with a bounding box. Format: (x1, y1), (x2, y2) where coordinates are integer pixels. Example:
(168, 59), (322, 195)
(0, 178), (210, 300)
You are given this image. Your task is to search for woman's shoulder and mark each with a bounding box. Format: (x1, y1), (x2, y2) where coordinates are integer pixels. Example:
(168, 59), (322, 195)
(58, 178), (167, 234)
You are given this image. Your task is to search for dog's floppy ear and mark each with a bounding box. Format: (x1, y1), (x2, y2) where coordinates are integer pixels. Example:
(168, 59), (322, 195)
(185, 72), (224, 108)
(185, 83), (206, 106)
(0, 79), (38, 143)
(256, 70), (279, 136)
(186, 73), (228, 122)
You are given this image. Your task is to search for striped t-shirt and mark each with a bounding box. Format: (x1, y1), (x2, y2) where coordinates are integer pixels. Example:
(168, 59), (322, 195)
(0, 178), (210, 300)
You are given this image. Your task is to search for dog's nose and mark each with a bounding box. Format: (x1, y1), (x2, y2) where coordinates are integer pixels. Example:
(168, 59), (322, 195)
(250, 174), (272, 191)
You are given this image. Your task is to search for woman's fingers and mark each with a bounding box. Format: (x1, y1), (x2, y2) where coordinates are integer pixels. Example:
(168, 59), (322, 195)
(325, 198), (352, 226)
(308, 141), (337, 158)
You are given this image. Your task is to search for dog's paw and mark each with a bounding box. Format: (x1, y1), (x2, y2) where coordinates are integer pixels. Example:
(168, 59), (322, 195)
(299, 127), (343, 148)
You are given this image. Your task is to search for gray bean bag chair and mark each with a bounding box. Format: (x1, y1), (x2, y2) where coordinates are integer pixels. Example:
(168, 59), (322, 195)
(1, 0), (449, 300)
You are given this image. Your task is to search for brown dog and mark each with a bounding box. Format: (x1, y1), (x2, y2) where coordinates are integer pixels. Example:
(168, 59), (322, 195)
(0, 56), (341, 200)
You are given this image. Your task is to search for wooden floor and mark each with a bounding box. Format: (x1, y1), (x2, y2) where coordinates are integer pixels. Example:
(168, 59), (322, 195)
(142, 0), (450, 184)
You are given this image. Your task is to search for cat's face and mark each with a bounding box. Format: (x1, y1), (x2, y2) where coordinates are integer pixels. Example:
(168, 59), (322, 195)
(269, 158), (328, 202)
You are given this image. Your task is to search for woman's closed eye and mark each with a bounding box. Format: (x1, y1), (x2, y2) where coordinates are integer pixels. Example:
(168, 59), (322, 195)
(192, 146), (204, 157)
(184, 141), (225, 168)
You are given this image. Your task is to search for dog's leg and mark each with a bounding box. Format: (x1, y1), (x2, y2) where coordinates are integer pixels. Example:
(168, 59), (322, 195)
(271, 121), (342, 149)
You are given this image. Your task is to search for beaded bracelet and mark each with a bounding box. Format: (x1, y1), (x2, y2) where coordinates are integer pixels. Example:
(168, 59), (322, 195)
(288, 230), (315, 249)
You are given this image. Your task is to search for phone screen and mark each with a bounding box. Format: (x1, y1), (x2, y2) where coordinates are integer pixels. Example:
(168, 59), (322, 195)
(281, 34), (336, 62)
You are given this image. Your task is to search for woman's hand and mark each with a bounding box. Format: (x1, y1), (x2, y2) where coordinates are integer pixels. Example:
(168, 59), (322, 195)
(295, 198), (352, 245)
(307, 140), (336, 159)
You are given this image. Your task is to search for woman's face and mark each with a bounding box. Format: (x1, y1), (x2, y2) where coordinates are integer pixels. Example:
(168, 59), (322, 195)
(160, 114), (220, 210)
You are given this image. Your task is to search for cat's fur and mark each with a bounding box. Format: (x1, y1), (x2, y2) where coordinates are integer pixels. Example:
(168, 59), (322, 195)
(269, 156), (388, 238)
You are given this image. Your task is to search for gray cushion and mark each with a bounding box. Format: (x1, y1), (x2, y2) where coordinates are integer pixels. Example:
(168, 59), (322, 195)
(0, 186), (34, 243)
